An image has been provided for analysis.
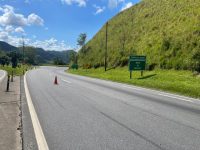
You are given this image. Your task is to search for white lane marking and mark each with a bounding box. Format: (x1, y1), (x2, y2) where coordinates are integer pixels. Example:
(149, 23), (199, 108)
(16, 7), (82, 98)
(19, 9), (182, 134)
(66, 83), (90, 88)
(158, 93), (193, 103)
(61, 79), (71, 84)
(24, 72), (49, 150)
(122, 85), (142, 91)
(67, 72), (200, 102)
(0, 70), (6, 82)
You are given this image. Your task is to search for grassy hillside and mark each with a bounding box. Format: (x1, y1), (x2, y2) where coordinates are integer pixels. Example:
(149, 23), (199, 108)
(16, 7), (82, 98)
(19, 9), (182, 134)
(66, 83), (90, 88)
(78, 0), (200, 71)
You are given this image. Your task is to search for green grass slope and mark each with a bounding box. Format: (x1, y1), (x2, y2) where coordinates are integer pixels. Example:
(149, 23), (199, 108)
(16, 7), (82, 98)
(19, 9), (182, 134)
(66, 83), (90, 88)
(78, 0), (200, 70)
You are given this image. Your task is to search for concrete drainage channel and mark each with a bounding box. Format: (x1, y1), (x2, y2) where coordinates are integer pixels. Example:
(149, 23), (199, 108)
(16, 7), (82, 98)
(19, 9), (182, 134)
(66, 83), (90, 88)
(0, 71), (21, 150)
(0, 70), (38, 150)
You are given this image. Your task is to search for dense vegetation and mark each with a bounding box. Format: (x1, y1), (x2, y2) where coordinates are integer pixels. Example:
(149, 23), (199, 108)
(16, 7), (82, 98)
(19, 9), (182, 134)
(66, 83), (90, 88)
(0, 41), (76, 65)
(0, 65), (30, 76)
(78, 0), (200, 72)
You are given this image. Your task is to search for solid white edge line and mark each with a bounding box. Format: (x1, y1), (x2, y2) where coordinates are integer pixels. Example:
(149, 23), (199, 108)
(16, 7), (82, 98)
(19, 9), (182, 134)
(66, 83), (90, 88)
(158, 93), (193, 103)
(66, 73), (198, 103)
(122, 85), (142, 91)
(0, 70), (6, 82)
(24, 72), (49, 150)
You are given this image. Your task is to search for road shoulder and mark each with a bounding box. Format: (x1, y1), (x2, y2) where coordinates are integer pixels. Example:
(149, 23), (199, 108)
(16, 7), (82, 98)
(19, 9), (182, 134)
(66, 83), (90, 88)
(21, 75), (38, 150)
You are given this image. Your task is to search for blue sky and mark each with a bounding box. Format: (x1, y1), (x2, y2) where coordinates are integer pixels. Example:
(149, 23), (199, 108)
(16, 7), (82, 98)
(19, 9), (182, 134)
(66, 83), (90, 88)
(0, 0), (140, 51)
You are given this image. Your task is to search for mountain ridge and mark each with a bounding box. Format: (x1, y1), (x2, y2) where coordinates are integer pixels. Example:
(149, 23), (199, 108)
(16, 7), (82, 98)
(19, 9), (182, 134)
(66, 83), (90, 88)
(0, 41), (76, 64)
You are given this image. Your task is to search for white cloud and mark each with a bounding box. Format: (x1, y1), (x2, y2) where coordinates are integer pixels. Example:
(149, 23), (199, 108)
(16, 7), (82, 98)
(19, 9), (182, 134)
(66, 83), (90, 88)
(0, 31), (9, 41)
(93, 5), (105, 15)
(0, 32), (72, 50)
(0, 5), (44, 27)
(0, 5), (73, 51)
(0, 5), (27, 26)
(0, 30), (25, 46)
(121, 2), (133, 11)
(61, 0), (86, 7)
(15, 27), (25, 33)
(28, 13), (44, 26)
(108, 0), (124, 9)
(30, 38), (72, 51)
(5, 25), (14, 33)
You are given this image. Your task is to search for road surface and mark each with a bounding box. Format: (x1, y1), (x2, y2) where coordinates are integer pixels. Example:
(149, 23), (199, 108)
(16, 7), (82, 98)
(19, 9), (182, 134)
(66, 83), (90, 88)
(0, 70), (6, 83)
(25, 66), (200, 150)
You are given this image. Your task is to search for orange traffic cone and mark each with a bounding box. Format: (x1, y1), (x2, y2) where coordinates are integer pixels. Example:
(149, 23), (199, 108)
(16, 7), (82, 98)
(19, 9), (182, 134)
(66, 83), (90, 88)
(54, 76), (58, 85)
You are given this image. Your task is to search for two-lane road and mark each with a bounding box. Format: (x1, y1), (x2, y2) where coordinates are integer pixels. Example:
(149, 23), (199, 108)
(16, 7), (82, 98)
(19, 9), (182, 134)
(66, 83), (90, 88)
(25, 66), (200, 150)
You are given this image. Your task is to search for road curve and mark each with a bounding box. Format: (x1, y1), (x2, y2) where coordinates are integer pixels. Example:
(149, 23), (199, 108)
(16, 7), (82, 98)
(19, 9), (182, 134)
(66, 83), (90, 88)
(25, 66), (200, 150)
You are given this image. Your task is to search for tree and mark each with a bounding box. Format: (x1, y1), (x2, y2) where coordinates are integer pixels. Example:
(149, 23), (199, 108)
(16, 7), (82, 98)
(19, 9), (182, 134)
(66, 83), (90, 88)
(7, 51), (21, 68)
(69, 51), (76, 63)
(24, 47), (37, 65)
(77, 33), (87, 54)
(0, 55), (9, 67)
(77, 33), (87, 47)
(53, 57), (65, 65)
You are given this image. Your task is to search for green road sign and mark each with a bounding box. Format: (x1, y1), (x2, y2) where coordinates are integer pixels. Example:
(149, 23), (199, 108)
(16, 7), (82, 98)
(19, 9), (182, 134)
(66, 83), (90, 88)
(129, 56), (146, 71)
(71, 64), (78, 70)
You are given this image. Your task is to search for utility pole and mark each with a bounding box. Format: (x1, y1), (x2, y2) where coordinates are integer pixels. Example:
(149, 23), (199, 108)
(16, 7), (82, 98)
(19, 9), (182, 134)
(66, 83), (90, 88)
(22, 36), (25, 64)
(105, 22), (108, 72)
(22, 36), (25, 74)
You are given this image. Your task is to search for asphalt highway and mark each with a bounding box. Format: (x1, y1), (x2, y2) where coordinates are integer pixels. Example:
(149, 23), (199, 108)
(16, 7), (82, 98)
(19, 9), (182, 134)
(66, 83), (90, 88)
(25, 66), (200, 150)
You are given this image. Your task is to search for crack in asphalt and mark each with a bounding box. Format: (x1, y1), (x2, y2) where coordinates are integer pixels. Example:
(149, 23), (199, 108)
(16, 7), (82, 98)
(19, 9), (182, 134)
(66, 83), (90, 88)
(99, 111), (165, 150)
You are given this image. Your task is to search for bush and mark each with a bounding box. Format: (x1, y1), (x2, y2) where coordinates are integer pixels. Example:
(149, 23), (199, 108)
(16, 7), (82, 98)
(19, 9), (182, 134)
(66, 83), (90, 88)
(83, 64), (92, 69)
(94, 63), (100, 69)
(120, 57), (128, 67)
(148, 63), (157, 71)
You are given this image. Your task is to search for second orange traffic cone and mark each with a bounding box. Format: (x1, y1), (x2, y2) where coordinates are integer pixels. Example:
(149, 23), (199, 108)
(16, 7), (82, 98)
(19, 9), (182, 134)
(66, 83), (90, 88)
(54, 76), (58, 85)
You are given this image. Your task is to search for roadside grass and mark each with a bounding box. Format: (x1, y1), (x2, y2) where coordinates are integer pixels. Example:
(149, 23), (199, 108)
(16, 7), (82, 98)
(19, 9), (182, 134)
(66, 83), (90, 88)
(0, 65), (31, 76)
(68, 67), (200, 99)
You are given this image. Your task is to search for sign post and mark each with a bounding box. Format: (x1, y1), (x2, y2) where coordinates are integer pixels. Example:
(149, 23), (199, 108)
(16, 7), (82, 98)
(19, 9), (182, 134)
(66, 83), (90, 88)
(130, 71), (132, 79)
(129, 56), (146, 79)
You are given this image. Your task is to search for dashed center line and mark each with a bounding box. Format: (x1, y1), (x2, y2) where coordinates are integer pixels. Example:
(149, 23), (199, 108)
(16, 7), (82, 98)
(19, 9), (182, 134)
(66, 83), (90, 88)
(61, 79), (72, 84)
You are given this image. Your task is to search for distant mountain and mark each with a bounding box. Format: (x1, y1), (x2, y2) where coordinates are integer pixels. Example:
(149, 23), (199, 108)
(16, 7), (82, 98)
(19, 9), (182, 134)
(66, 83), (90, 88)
(78, 0), (200, 71)
(33, 48), (76, 64)
(0, 41), (18, 52)
(0, 41), (76, 64)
